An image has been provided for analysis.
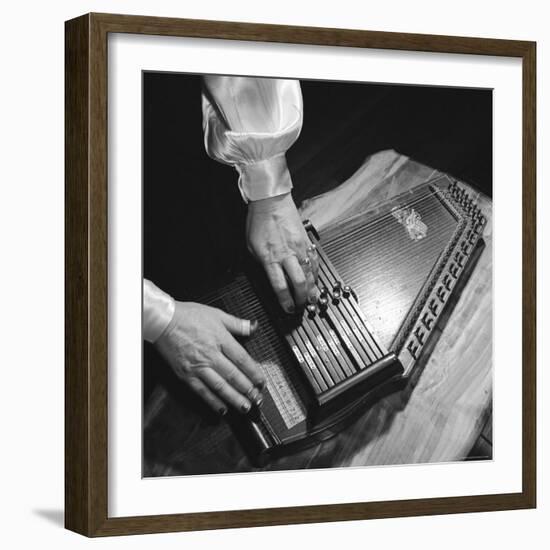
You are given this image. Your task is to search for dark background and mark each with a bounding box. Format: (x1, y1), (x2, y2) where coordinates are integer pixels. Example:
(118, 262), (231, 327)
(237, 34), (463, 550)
(143, 73), (492, 400)
(144, 73), (492, 297)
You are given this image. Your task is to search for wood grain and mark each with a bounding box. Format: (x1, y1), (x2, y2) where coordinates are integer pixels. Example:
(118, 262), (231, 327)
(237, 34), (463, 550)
(65, 14), (90, 535)
(65, 12), (536, 537)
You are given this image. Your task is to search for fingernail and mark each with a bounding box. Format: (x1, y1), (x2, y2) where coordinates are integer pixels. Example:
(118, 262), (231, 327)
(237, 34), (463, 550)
(218, 406), (227, 416)
(250, 389), (263, 407)
(284, 302), (295, 314)
(247, 387), (260, 402)
(250, 319), (259, 333)
(241, 402), (251, 413)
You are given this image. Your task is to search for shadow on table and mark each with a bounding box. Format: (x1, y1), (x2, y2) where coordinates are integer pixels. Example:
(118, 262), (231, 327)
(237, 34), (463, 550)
(33, 508), (64, 527)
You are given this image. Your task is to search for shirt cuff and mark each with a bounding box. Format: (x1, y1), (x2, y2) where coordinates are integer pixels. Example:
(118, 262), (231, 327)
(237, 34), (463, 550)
(236, 153), (293, 203)
(143, 279), (176, 343)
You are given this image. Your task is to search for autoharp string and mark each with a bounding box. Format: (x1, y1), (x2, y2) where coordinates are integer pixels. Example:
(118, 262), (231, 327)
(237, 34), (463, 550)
(323, 187), (452, 249)
(326, 208), (455, 270)
(204, 190), (443, 303)
(321, 189), (460, 346)
(325, 215), (456, 297)
(316, 266), (379, 366)
(316, 247), (383, 360)
(324, 189), (456, 265)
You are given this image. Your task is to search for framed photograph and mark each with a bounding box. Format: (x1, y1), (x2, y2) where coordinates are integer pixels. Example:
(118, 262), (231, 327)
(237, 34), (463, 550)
(65, 12), (536, 536)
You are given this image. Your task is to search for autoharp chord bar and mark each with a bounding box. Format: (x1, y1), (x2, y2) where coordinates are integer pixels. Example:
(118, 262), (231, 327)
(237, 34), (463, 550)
(312, 309), (356, 377)
(305, 311), (351, 379)
(284, 326), (326, 393)
(294, 324), (334, 388)
(315, 278), (370, 371)
(265, 220), (398, 405)
(315, 238), (386, 360)
(283, 280), (365, 394)
(300, 316), (346, 382)
(316, 259), (382, 365)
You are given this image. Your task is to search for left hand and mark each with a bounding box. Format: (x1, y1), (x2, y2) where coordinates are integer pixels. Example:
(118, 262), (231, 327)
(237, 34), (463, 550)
(246, 192), (319, 313)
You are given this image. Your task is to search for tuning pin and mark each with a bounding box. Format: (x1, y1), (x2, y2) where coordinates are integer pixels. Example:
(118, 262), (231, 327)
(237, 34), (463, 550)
(422, 313), (434, 329)
(449, 263), (458, 278)
(462, 242), (471, 255)
(407, 340), (419, 359)
(428, 299), (439, 315)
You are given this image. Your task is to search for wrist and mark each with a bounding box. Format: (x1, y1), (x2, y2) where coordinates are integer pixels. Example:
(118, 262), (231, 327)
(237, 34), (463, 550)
(237, 154), (293, 203)
(143, 280), (176, 344)
(248, 191), (293, 214)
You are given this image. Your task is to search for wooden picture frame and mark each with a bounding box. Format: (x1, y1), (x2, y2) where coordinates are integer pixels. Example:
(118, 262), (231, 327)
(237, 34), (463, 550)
(65, 12), (536, 537)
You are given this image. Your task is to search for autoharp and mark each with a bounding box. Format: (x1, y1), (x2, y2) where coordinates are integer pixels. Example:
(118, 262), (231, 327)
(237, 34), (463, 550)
(202, 175), (486, 462)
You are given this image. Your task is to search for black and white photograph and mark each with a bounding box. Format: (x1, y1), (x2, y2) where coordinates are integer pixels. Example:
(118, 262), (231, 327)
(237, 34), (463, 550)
(142, 73), (493, 477)
(2, 0), (544, 544)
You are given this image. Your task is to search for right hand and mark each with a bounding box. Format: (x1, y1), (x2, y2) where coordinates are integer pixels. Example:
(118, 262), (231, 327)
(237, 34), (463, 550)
(155, 302), (266, 415)
(246, 192), (319, 314)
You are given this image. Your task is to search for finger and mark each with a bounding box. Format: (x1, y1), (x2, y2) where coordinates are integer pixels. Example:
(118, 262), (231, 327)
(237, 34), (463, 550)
(306, 242), (320, 284)
(264, 262), (295, 314)
(221, 336), (266, 389)
(282, 255), (309, 308)
(214, 352), (264, 407)
(186, 376), (228, 416)
(218, 311), (259, 338)
(302, 241), (320, 301)
(199, 367), (252, 414)
(305, 265), (319, 304)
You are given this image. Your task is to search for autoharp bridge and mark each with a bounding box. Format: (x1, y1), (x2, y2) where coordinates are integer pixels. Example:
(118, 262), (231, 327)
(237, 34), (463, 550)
(203, 175), (487, 462)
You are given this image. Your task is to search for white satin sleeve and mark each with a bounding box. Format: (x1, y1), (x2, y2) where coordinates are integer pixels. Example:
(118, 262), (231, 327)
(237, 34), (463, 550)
(202, 77), (303, 202)
(143, 279), (176, 343)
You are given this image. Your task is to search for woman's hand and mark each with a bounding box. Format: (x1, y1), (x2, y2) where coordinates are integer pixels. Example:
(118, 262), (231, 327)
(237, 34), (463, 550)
(246, 192), (319, 314)
(155, 302), (266, 415)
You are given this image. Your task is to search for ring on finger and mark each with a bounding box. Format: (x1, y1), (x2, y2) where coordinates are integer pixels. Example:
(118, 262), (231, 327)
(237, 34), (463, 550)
(240, 319), (251, 337)
(306, 244), (317, 256)
(246, 386), (263, 406)
(298, 256), (312, 269)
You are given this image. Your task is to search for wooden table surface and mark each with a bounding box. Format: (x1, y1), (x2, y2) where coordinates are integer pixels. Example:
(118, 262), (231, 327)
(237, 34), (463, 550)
(143, 149), (493, 476)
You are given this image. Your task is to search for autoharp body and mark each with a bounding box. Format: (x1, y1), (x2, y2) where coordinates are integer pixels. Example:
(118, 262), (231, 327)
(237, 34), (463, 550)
(200, 175), (486, 462)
